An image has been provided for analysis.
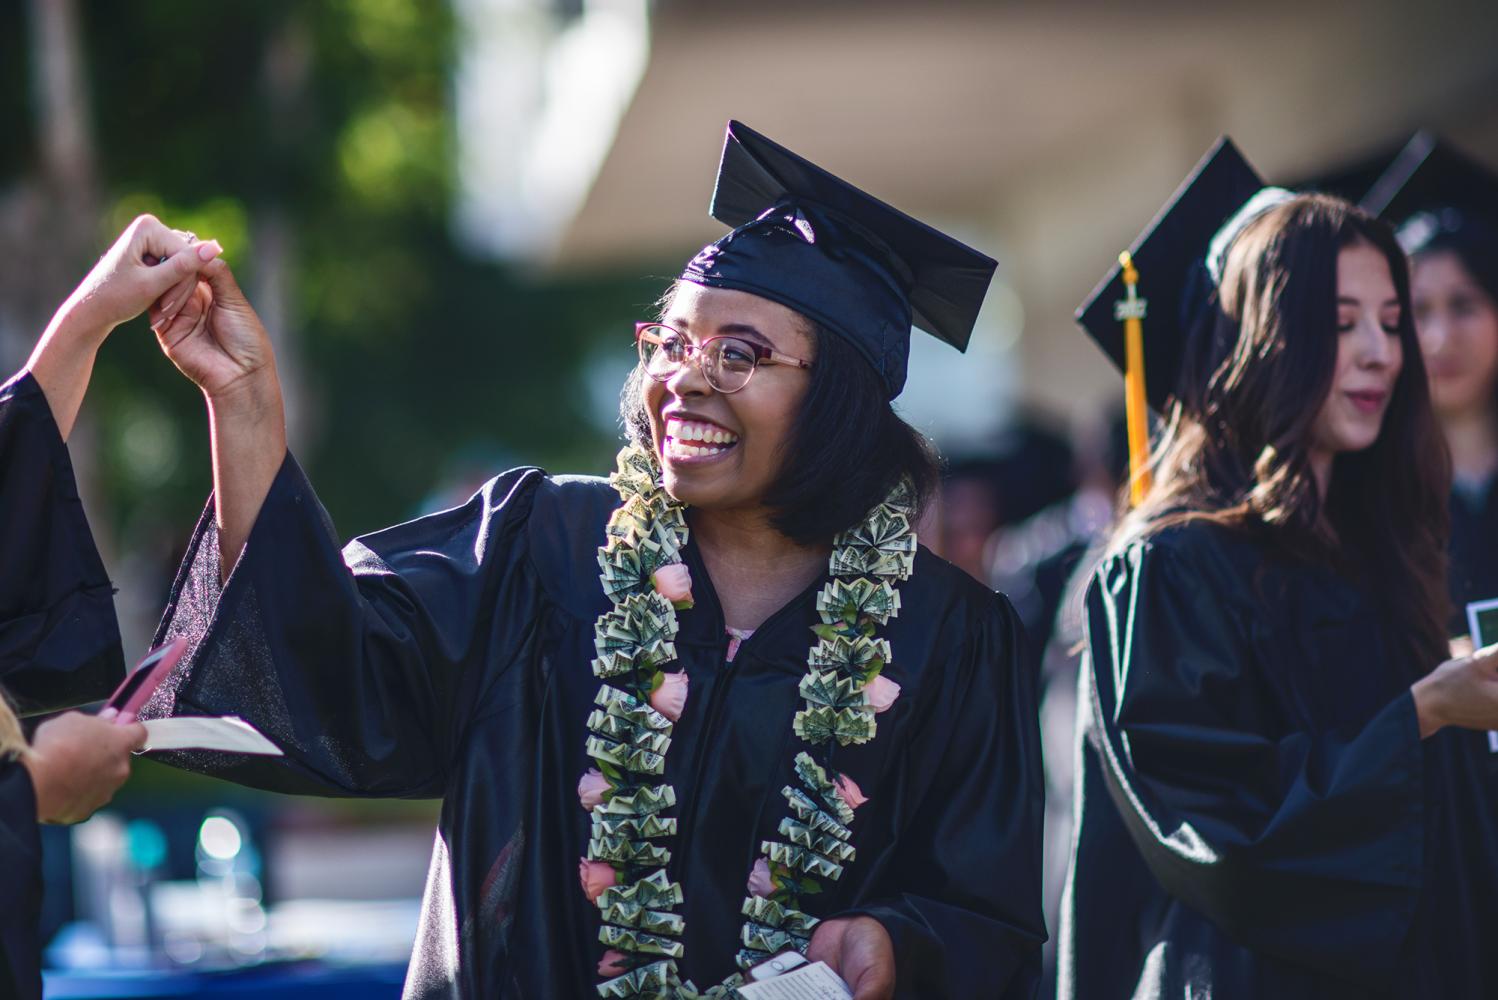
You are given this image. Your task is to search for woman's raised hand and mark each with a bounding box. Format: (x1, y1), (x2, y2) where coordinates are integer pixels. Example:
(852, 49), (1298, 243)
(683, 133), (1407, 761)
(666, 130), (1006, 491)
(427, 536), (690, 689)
(25, 215), (222, 439)
(1412, 643), (1498, 738)
(55, 214), (221, 340)
(147, 253), (287, 581)
(148, 257), (278, 405)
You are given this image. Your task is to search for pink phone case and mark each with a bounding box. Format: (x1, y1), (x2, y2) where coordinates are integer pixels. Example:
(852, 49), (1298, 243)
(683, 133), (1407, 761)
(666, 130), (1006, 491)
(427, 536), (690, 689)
(104, 637), (189, 719)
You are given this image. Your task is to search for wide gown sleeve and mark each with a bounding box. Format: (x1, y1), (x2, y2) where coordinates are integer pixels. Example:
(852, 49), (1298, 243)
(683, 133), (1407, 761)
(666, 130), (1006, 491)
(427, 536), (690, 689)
(139, 453), (546, 799)
(1084, 534), (1425, 986)
(0, 371), (123, 712)
(841, 596), (1046, 999)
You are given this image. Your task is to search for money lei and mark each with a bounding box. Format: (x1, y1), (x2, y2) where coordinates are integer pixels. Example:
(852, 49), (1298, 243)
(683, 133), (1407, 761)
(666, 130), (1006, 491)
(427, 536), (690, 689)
(587, 445), (916, 998)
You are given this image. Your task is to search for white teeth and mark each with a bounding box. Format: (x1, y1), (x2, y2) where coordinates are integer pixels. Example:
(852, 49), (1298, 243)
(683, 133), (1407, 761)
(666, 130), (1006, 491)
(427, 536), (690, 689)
(664, 436), (734, 460)
(666, 418), (738, 447)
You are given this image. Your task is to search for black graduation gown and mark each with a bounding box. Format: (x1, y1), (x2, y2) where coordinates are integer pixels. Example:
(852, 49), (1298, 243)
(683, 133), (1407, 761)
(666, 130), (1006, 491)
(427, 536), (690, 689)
(1449, 475), (1498, 634)
(0, 371), (126, 1000)
(1059, 521), (1498, 999)
(0, 762), (42, 1000)
(0, 373), (123, 713)
(139, 455), (1046, 999)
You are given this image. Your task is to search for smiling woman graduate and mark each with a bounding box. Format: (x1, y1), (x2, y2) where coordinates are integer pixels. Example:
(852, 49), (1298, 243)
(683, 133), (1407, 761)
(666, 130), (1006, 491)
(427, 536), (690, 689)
(1061, 139), (1498, 999)
(137, 121), (1045, 999)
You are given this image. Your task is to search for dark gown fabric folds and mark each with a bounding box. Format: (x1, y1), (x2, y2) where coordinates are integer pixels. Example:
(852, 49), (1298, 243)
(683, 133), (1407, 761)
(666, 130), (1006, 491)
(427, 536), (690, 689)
(0, 762), (42, 1000)
(1060, 522), (1498, 999)
(0, 373), (123, 712)
(0, 371), (126, 1000)
(139, 454), (1046, 999)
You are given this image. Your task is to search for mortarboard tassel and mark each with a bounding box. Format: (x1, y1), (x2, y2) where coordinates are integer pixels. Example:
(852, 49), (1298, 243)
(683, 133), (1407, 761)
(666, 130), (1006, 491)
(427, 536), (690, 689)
(1115, 251), (1153, 506)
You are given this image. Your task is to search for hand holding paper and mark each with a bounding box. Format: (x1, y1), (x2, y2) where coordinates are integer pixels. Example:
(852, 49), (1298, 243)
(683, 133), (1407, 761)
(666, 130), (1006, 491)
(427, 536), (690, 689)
(737, 961), (853, 1000)
(805, 915), (895, 1000)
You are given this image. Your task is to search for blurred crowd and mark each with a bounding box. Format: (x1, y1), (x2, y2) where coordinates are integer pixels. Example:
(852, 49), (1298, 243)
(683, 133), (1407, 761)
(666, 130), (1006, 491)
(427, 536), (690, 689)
(925, 408), (1127, 988)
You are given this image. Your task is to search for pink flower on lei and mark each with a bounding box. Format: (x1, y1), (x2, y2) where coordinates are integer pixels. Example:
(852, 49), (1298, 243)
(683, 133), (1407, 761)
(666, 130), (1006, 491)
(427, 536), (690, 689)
(578, 859), (617, 903)
(577, 768), (610, 810)
(650, 671), (689, 722)
(865, 674), (901, 713)
(598, 949), (630, 977)
(835, 773), (869, 811)
(747, 857), (775, 898)
(652, 564), (694, 607)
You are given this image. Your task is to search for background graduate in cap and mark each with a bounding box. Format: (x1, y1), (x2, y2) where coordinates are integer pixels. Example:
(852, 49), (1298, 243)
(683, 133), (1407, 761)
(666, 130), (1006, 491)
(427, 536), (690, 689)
(1364, 134), (1498, 635)
(133, 120), (1045, 999)
(1061, 138), (1498, 999)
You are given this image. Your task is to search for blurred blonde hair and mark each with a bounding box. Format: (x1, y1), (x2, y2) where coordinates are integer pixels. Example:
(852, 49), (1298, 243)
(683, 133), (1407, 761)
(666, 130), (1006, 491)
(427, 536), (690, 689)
(0, 696), (25, 760)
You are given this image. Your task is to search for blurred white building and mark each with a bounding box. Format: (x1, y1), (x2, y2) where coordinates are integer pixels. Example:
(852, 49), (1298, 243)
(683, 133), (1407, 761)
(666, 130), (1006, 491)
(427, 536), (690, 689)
(454, 0), (1498, 443)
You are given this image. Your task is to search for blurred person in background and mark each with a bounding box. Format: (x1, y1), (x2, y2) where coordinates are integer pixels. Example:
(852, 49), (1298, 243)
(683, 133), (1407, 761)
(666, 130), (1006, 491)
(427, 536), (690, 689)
(982, 413), (1126, 994)
(935, 422), (1074, 584)
(1063, 140), (1498, 998)
(1364, 135), (1498, 634)
(988, 414), (1121, 677)
(988, 407), (1126, 992)
(133, 122), (1045, 999)
(1, 216), (207, 998)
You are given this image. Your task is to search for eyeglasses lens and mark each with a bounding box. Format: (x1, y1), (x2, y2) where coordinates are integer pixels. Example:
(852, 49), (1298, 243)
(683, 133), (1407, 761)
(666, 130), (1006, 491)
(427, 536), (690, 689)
(638, 326), (755, 392)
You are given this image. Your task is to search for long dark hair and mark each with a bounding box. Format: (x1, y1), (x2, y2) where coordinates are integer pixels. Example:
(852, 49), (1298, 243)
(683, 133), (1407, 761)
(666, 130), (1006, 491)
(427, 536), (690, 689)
(620, 284), (939, 546)
(1113, 194), (1451, 671)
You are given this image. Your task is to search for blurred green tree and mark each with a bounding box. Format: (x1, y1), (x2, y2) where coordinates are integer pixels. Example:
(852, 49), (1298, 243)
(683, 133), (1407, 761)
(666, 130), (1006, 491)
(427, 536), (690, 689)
(3, 0), (663, 550)
(1, 0), (672, 812)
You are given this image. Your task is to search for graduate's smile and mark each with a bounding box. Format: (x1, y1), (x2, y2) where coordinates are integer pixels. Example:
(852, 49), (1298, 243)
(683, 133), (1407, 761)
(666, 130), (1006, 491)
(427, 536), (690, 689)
(662, 414), (740, 465)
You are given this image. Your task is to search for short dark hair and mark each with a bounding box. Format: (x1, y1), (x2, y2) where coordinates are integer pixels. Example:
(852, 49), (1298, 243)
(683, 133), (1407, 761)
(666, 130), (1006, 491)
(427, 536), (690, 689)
(1400, 208), (1498, 305)
(619, 305), (939, 546)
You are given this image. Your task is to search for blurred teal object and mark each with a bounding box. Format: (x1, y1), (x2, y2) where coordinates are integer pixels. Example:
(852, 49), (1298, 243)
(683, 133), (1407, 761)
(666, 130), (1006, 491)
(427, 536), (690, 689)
(124, 821), (167, 874)
(43, 960), (406, 998)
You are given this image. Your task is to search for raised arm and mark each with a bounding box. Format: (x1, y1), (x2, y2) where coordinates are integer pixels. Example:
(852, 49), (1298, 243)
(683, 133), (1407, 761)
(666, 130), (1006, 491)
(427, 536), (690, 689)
(149, 256), (286, 581)
(4, 216), (218, 712)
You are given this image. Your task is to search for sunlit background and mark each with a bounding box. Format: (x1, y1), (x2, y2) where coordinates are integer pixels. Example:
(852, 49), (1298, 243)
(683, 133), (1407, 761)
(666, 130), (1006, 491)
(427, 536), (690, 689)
(4, 0), (1497, 996)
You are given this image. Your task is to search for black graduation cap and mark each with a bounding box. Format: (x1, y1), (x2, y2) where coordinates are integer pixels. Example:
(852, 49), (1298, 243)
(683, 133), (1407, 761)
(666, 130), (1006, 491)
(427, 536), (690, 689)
(1360, 131), (1498, 232)
(678, 120), (997, 399)
(1075, 137), (1267, 412)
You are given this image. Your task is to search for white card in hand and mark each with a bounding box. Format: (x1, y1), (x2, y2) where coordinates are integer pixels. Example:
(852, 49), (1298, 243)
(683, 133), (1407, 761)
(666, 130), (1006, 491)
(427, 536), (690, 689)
(735, 961), (853, 1000)
(141, 716), (283, 756)
(1464, 598), (1498, 753)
